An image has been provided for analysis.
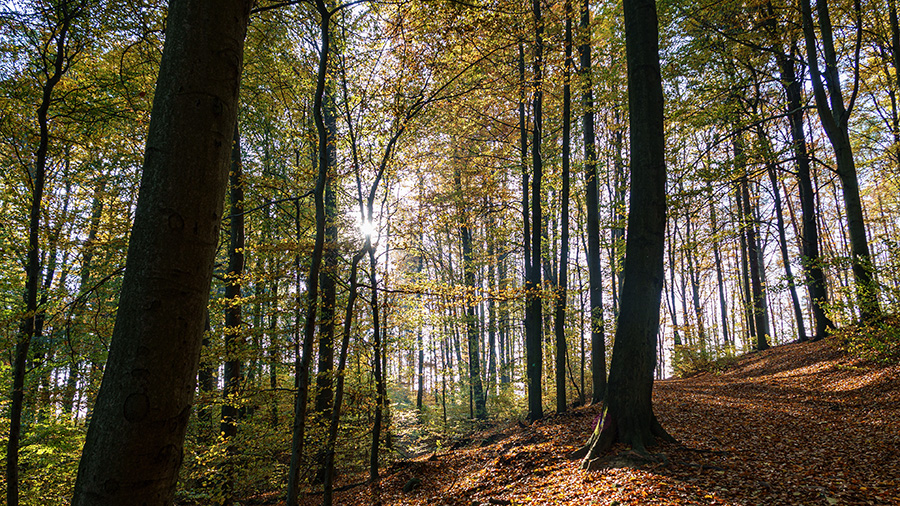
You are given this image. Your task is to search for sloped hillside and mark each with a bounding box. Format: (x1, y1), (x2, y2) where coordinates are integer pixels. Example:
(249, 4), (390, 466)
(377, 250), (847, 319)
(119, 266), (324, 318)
(301, 340), (900, 505)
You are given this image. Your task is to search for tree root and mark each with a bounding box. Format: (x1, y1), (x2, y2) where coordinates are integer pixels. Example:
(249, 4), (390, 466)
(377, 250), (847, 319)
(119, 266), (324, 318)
(579, 406), (677, 471)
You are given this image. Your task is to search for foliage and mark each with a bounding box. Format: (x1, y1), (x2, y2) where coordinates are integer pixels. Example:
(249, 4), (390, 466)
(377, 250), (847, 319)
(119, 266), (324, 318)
(670, 344), (738, 378)
(831, 314), (900, 365)
(0, 419), (85, 506)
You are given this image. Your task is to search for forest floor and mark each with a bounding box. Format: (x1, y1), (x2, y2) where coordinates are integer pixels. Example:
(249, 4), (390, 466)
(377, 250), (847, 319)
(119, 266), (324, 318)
(299, 340), (900, 506)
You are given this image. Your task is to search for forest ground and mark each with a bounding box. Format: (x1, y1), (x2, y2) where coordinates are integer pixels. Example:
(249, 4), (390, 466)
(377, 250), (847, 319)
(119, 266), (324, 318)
(299, 340), (900, 506)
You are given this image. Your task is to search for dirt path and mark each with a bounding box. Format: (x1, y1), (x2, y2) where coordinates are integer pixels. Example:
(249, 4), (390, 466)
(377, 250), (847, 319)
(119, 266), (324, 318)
(303, 340), (900, 505)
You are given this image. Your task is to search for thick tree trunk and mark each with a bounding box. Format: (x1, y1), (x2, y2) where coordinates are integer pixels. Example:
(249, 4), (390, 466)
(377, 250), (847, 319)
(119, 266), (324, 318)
(579, 0), (606, 405)
(72, 1), (251, 503)
(577, 0), (674, 467)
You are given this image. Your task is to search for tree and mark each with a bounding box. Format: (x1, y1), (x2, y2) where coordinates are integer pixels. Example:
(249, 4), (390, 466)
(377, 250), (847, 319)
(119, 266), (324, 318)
(7, 3), (83, 504)
(801, 0), (880, 321)
(220, 124), (246, 505)
(554, 0), (573, 414)
(578, 0), (607, 405)
(71, 0), (252, 502)
(758, 1), (834, 341)
(525, 0), (544, 424)
(287, 1), (334, 502)
(576, 0), (675, 467)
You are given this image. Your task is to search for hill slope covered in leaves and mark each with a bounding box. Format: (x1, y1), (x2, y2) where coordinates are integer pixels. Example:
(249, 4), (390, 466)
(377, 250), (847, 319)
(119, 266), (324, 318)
(304, 340), (900, 506)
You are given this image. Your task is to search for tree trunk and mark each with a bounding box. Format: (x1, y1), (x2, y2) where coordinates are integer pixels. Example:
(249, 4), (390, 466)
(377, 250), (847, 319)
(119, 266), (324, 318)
(268, 270), (280, 427)
(287, 3), (333, 502)
(667, 225), (682, 347)
(525, 0), (545, 422)
(801, 0), (879, 321)
(579, 0), (606, 405)
(577, 0), (675, 467)
(220, 124), (245, 505)
(461, 221), (486, 419)
(768, 162), (807, 343)
(315, 88), (339, 418)
(555, 0), (573, 414)
(708, 183), (730, 345)
(765, 5), (833, 340)
(7, 5), (79, 503)
(487, 216), (498, 397)
(737, 138), (769, 351)
(685, 210), (706, 348)
(322, 250), (365, 506)
(735, 188), (755, 345)
(72, 1), (251, 503)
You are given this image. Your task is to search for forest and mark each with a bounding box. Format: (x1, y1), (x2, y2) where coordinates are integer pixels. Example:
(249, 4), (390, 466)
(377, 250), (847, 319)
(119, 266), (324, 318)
(1, 0), (899, 504)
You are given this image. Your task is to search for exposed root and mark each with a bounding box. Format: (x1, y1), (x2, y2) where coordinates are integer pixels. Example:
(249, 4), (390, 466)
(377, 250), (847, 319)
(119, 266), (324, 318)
(580, 407), (675, 471)
(651, 411), (677, 443)
(580, 407), (616, 470)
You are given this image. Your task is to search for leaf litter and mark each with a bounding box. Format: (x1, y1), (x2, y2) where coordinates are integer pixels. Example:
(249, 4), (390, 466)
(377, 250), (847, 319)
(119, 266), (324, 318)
(298, 340), (900, 505)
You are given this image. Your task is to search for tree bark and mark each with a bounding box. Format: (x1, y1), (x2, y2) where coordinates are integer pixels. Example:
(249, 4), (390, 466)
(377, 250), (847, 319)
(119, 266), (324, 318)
(555, 0), (573, 414)
(577, 0), (675, 467)
(525, 0), (545, 422)
(801, 0), (879, 321)
(72, 1), (251, 503)
(579, 0), (606, 405)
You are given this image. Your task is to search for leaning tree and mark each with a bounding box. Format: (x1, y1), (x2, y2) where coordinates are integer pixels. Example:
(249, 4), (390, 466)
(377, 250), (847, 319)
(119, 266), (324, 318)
(72, 0), (252, 503)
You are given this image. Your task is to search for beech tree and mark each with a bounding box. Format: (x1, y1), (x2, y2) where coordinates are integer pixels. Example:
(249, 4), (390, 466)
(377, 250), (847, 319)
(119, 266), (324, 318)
(5, 3), (84, 504)
(801, 0), (880, 321)
(575, 0), (675, 466)
(71, 0), (252, 503)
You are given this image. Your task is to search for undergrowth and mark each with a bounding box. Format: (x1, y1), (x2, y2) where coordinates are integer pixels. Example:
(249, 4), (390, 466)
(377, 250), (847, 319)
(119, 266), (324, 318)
(671, 344), (739, 378)
(831, 314), (900, 365)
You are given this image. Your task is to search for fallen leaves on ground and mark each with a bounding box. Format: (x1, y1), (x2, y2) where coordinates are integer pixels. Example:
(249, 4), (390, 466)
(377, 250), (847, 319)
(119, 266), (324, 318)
(298, 340), (900, 505)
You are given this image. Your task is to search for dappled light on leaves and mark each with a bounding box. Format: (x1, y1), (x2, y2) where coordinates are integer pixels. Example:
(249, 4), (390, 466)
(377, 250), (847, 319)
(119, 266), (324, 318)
(300, 340), (899, 506)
